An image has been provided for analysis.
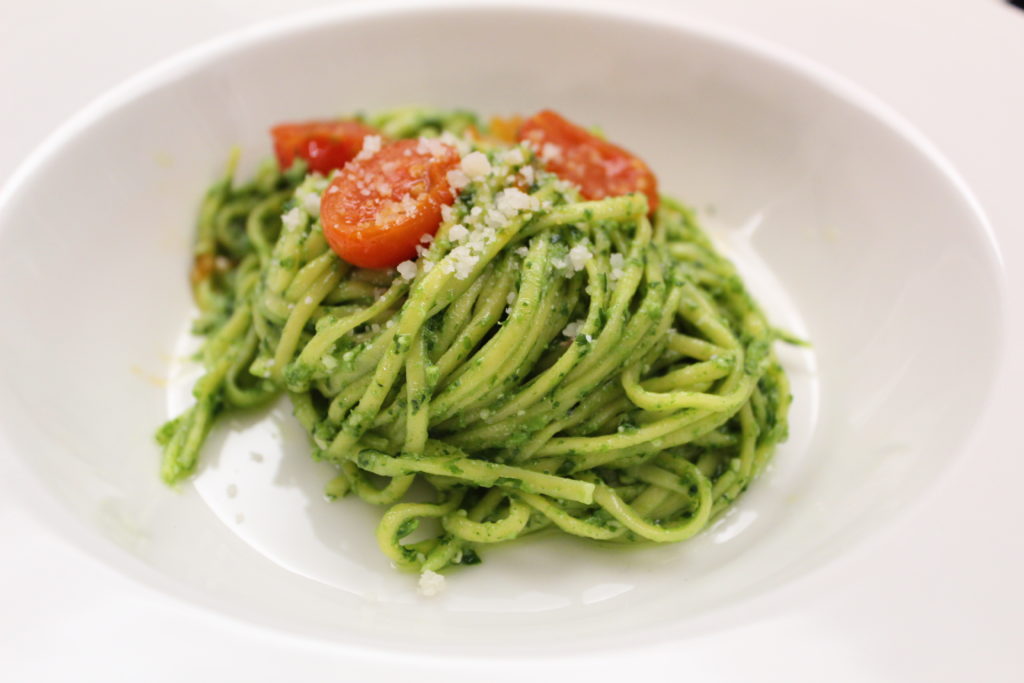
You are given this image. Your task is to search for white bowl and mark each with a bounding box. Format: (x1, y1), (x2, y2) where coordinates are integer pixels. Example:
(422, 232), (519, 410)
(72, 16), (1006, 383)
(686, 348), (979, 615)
(0, 1), (1004, 655)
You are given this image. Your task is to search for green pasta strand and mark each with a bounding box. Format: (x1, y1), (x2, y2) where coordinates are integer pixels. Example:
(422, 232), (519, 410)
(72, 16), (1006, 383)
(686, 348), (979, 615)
(156, 106), (795, 578)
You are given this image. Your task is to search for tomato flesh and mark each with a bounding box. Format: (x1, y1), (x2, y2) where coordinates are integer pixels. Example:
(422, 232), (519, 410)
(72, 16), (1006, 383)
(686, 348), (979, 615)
(320, 138), (460, 269)
(518, 109), (659, 212)
(271, 120), (378, 174)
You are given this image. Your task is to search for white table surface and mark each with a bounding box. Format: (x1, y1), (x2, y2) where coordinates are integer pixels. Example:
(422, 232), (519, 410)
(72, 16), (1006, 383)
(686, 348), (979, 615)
(2, 0), (1023, 680)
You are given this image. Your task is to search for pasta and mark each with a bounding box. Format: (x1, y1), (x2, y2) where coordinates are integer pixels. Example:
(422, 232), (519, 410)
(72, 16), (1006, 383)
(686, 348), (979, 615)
(158, 107), (792, 579)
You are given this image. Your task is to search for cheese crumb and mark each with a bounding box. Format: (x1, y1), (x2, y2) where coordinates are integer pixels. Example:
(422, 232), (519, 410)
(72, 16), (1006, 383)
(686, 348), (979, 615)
(568, 244), (592, 272)
(446, 168), (469, 190)
(355, 134), (382, 161)
(439, 130), (471, 156)
(448, 223), (469, 242)
(399, 194), (418, 218)
(418, 569), (446, 597)
(484, 209), (510, 230)
(495, 187), (539, 218)
(502, 147), (525, 165)
(420, 233), (434, 244)
(519, 165), (535, 186)
(396, 260), (418, 280)
(298, 188), (321, 216)
(610, 252), (625, 281)
(282, 207), (303, 232)
(416, 136), (449, 159)
(562, 320), (584, 339)
(445, 244), (477, 279)
(460, 151), (491, 179)
(541, 143), (562, 162)
(440, 204), (454, 223)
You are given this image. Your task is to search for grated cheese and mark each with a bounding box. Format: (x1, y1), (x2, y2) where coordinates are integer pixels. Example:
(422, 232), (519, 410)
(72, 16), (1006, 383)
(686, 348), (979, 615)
(396, 260), (418, 280)
(460, 151), (491, 179)
(519, 165), (535, 186)
(418, 570), (446, 597)
(399, 194), (418, 218)
(568, 244), (592, 272)
(439, 130), (471, 156)
(282, 207), (303, 232)
(416, 136), (449, 159)
(541, 143), (562, 162)
(610, 252), (625, 281)
(446, 168), (469, 191)
(495, 187), (539, 217)
(502, 147), (525, 165)
(298, 188), (322, 216)
(562, 320), (585, 339)
(443, 244), (478, 280)
(354, 134), (382, 161)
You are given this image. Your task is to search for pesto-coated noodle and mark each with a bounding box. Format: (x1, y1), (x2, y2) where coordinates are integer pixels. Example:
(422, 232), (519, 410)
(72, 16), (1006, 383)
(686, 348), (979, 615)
(158, 108), (793, 579)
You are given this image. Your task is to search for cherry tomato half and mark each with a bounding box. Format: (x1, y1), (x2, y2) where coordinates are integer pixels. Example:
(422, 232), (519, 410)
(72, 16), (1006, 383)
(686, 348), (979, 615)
(518, 109), (659, 213)
(320, 138), (460, 269)
(271, 119), (378, 174)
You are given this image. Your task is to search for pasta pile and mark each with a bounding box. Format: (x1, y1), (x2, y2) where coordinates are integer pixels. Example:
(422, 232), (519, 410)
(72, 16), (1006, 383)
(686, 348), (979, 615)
(158, 109), (791, 575)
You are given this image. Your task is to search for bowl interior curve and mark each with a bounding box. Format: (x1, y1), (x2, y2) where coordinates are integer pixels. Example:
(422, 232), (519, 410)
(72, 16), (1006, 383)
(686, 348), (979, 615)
(0, 4), (1003, 654)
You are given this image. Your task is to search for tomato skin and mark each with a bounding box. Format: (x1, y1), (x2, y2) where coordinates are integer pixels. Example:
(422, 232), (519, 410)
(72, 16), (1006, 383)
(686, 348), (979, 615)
(320, 138), (460, 269)
(271, 120), (378, 174)
(518, 109), (659, 212)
